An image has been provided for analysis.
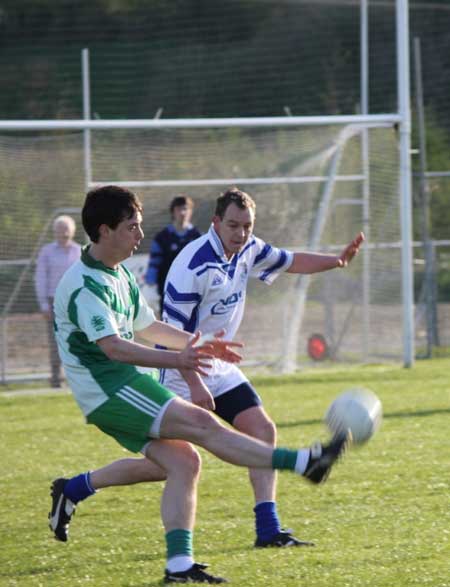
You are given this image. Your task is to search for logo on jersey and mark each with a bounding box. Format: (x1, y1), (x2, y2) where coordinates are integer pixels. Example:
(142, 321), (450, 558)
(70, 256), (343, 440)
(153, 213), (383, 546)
(211, 291), (243, 315)
(120, 330), (133, 340)
(91, 315), (106, 332)
(212, 274), (224, 287)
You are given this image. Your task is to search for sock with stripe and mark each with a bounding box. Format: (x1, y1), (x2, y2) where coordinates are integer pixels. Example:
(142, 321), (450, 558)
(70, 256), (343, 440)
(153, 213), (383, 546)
(272, 448), (311, 474)
(254, 501), (281, 542)
(166, 529), (194, 573)
(63, 472), (96, 504)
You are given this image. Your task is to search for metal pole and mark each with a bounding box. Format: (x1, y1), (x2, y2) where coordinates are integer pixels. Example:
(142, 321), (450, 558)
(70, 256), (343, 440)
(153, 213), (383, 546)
(82, 48), (92, 190)
(396, 0), (415, 367)
(1, 316), (7, 383)
(413, 37), (439, 351)
(0, 114), (402, 131)
(361, 0), (371, 361)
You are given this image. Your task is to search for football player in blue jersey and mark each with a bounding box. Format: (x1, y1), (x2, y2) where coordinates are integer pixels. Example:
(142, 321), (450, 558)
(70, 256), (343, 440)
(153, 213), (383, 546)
(162, 187), (364, 549)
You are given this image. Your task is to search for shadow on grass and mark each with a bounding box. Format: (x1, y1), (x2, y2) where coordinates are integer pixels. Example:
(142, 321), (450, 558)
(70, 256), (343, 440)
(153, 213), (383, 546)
(276, 407), (450, 429)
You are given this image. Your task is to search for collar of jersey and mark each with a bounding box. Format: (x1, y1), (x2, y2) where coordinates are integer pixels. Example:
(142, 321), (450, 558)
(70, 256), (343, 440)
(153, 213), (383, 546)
(209, 225), (229, 262)
(81, 245), (120, 277)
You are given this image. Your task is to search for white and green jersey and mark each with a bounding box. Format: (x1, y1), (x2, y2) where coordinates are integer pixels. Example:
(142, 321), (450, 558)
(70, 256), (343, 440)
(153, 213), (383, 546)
(54, 246), (156, 416)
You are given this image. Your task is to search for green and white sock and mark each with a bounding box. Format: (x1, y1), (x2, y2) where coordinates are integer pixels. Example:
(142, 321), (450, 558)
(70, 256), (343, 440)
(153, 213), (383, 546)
(272, 448), (311, 474)
(165, 529), (194, 573)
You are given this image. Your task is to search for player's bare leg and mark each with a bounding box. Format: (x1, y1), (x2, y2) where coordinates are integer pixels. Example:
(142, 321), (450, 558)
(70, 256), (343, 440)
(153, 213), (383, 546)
(145, 439), (201, 531)
(49, 450), (175, 543)
(49, 455), (168, 543)
(158, 397), (348, 557)
(233, 406), (277, 502)
(90, 457), (167, 487)
(145, 439), (227, 584)
(159, 398), (275, 468)
(233, 406), (314, 547)
(160, 397), (348, 477)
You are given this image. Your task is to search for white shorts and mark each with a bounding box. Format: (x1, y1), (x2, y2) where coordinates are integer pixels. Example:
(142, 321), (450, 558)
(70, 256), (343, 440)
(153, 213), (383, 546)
(160, 360), (249, 401)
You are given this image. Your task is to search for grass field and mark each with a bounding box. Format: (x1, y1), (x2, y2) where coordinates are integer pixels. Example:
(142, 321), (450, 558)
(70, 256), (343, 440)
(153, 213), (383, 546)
(1, 359), (449, 587)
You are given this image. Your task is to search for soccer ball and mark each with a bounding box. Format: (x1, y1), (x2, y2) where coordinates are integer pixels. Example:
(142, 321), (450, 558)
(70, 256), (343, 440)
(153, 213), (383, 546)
(325, 388), (382, 445)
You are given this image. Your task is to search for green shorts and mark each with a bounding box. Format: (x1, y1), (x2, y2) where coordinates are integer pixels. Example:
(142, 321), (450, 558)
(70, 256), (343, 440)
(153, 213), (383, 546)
(86, 373), (176, 453)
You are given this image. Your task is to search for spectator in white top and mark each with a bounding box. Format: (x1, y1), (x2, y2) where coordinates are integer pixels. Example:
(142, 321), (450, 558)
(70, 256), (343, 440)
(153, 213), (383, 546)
(35, 215), (81, 387)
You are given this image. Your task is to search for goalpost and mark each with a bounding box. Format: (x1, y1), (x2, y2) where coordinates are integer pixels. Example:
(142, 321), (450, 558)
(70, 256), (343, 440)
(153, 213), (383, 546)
(0, 0), (414, 381)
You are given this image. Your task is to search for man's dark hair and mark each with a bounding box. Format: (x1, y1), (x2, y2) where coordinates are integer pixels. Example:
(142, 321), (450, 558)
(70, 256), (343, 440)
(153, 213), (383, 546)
(214, 187), (256, 220)
(169, 195), (194, 215)
(82, 185), (143, 243)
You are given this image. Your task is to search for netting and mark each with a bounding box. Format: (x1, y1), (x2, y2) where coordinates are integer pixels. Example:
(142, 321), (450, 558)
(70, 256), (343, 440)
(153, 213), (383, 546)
(0, 122), (403, 381)
(1, 1), (450, 133)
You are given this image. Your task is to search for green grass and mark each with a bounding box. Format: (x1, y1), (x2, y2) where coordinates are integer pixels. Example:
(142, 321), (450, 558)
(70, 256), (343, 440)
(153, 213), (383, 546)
(1, 360), (449, 587)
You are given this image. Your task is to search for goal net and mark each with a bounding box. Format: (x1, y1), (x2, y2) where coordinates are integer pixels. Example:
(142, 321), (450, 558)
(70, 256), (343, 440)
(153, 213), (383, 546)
(0, 121), (401, 381)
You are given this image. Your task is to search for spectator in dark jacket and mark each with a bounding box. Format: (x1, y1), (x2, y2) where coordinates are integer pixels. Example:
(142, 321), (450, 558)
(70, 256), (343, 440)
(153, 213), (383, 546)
(144, 196), (201, 315)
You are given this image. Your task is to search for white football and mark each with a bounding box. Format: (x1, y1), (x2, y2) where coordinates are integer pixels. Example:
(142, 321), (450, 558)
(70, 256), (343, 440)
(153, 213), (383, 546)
(325, 388), (382, 444)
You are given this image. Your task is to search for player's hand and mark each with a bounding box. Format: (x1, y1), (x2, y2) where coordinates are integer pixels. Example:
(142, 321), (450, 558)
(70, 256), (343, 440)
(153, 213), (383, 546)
(193, 329), (244, 363)
(189, 377), (216, 411)
(337, 232), (365, 267)
(177, 332), (214, 376)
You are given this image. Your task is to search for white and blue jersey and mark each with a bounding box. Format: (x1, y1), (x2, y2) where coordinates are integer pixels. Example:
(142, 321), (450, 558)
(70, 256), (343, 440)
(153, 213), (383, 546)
(161, 225), (293, 399)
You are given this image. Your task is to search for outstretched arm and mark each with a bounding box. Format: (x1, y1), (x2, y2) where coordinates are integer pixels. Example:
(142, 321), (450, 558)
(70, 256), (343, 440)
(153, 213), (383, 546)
(139, 319), (194, 349)
(139, 321), (243, 363)
(96, 332), (213, 376)
(286, 232), (365, 275)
